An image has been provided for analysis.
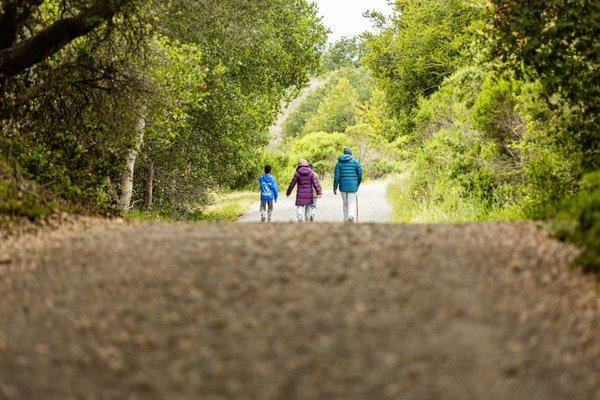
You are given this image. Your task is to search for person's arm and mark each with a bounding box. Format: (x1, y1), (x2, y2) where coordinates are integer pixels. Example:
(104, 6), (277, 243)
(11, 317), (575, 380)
(286, 174), (297, 197)
(333, 162), (340, 193)
(313, 174), (322, 197)
(356, 160), (363, 187)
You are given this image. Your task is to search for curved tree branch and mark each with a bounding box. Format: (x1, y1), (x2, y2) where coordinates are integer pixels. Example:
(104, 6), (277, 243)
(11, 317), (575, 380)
(0, 0), (45, 50)
(0, 0), (129, 82)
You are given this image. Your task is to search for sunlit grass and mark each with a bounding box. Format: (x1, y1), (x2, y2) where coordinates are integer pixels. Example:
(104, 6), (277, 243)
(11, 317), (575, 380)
(125, 209), (172, 222)
(126, 191), (256, 223)
(201, 191), (256, 222)
(386, 173), (524, 224)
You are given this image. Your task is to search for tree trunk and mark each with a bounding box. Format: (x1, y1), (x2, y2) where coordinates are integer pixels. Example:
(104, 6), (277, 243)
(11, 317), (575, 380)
(144, 159), (154, 211)
(118, 116), (145, 211)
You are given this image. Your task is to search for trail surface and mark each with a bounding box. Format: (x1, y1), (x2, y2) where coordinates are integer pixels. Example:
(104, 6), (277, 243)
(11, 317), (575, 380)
(0, 220), (598, 399)
(239, 181), (391, 223)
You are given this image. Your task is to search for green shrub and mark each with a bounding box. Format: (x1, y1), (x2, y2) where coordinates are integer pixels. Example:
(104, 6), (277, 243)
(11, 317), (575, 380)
(399, 66), (523, 222)
(515, 81), (584, 219)
(473, 76), (523, 149)
(282, 85), (330, 138)
(251, 151), (291, 190)
(370, 159), (404, 179)
(282, 67), (373, 139)
(553, 171), (600, 274)
(289, 132), (348, 178)
(302, 77), (359, 134)
(0, 162), (53, 219)
(344, 123), (402, 179)
(409, 128), (500, 221)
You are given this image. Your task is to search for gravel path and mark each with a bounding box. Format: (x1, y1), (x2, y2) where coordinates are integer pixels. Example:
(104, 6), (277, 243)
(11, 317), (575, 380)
(0, 220), (598, 399)
(239, 181), (391, 223)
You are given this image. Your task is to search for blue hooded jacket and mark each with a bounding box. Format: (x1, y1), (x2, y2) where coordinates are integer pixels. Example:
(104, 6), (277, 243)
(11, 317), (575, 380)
(334, 154), (362, 193)
(259, 174), (278, 202)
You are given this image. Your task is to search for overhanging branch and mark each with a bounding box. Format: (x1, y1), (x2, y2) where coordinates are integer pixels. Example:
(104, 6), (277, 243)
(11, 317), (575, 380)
(0, 0), (128, 82)
(0, 0), (45, 49)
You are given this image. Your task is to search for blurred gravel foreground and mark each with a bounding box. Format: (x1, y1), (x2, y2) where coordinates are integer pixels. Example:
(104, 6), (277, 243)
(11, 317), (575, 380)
(0, 221), (598, 399)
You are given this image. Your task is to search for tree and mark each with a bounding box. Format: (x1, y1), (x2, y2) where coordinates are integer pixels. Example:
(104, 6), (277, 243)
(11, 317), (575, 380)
(0, 0), (138, 85)
(135, 36), (207, 211)
(282, 67), (372, 139)
(0, 0), (160, 213)
(147, 0), (327, 201)
(282, 83), (330, 139)
(322, 37), (363, 71)
(487, 0), (599, 171)
(0, 0), (327, 217)
(361, 0), (483, 135)
(303, 77), (359, 134)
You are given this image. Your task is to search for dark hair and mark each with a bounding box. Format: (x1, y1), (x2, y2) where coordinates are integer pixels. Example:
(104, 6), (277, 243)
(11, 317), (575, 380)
(264, 165), (272, 174)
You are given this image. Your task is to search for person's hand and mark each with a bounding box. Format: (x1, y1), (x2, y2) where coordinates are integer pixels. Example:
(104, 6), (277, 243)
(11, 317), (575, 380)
(333, 190), (337, 195)
(317, 195), (322, 199)
(286, 194), (290, 198)
(275, 199), (278, 203)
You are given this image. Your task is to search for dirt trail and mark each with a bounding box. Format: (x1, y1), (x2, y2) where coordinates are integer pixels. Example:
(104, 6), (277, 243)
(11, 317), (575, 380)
(0, 220), (598, 399)
(239, 181), (391, 223)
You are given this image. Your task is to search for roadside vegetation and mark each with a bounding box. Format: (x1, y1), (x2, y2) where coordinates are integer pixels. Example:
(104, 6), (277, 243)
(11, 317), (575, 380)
(268, 64), (403, 187)
(0, 1), (597, 272)
(0, 0), (327, 222)
(282, 0), (597, 272)
(359, 0), (598, 272)
(126, 191), (255, 223)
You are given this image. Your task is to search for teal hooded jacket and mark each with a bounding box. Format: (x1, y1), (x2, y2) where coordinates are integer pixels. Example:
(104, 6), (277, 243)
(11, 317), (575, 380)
(333, 154), (362, 193)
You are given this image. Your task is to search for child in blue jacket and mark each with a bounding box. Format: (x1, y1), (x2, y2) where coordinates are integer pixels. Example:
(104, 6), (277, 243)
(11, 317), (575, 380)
(259, 165), (278, 222)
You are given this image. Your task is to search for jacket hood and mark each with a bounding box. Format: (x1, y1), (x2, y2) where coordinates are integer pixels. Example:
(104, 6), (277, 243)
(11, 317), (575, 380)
(297, 165), (313, 176)
(261, 174), (275, 182)
(338, 154), (353, 162)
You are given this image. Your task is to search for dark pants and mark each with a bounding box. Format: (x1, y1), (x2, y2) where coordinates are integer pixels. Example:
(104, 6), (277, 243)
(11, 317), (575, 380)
(260, 200), (273, 222)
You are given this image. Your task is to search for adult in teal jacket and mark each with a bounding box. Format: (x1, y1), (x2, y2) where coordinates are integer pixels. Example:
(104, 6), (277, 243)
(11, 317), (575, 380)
(333, 147), (362, 222)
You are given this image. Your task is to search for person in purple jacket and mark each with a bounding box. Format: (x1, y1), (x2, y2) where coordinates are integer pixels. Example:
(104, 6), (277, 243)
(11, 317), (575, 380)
(286, 159), (322, 222)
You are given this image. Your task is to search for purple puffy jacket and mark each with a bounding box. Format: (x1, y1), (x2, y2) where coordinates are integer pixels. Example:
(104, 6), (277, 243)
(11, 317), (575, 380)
(286, 162), (322, 206)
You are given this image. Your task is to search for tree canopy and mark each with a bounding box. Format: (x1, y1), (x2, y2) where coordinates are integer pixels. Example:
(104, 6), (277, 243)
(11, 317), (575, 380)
(361, 0), (483, 135)
(0, 0), (326, 215)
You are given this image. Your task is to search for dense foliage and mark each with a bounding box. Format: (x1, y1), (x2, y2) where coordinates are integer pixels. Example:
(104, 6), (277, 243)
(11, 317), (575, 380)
(276, 66), (400, 183)
(0, 0), (597, 271)
(553, 172), (600, 273)
(362, 0), (483, 136)
(0, 0), (326, 217)
(489, 0), (598, 159)
(322, 36), (362, 71)
(282, 67), (372, 139)
(360, 0), (598, 270)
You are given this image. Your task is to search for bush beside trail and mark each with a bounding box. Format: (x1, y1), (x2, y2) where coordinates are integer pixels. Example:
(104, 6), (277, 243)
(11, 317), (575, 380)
(361, 0), (599, 273)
